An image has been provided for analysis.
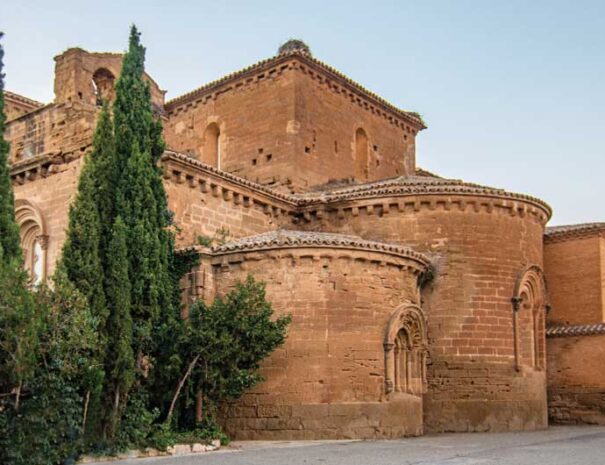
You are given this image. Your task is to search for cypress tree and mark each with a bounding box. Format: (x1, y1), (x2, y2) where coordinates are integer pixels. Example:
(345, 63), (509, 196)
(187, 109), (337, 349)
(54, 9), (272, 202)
(0, 32), (22, 263)
(112, 26), (176, 362)
(104, 216), (134, 438)
(60, 105), (110, 326)
(59, 103), (115, 438)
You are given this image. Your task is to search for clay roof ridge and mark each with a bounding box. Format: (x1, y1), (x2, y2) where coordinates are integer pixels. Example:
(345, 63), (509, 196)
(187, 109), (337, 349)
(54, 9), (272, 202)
(162, 150), (296, 204)
(164, 50), (425, 127)
(546, 323), (605, 338)
(293, 175), (552, 214)
(210, 229), (431, 265)
(5, 90), (46, 108)
(415, 167), (442, 178)
(162, 152), (551, 217)
(545, 222), (605, 236)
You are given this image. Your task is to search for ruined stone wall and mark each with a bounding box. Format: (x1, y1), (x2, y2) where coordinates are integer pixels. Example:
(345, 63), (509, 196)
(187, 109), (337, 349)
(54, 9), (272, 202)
(295, 193), (550, 432)
(5, 92), (44, 121)
(205, 245), (426, 439)
(544, 235), (604, 325)
(6, 102), (97, 164)
(53, 48), (165, 109)
(293, 64), (417, 185)
(548, 332), (605, 425)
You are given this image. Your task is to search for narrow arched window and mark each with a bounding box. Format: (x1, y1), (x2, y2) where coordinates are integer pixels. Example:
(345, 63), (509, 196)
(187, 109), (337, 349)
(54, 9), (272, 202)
(384, 304), (428, 396)
(512, 265), (547, 371)
(203, 123), (221, 168)
(354, 128), (369, 181)
(15, 199), (48, 285)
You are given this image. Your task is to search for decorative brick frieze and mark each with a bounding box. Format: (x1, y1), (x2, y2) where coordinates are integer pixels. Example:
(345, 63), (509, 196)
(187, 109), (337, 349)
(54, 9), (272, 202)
(546, 323), (605, 338)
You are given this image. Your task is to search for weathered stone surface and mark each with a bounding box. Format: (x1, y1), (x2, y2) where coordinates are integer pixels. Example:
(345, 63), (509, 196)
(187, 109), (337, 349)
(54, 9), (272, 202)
(8, 40), (600, 440)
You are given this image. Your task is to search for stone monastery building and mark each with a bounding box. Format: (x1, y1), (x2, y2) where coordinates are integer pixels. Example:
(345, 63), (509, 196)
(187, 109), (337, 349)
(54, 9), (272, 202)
(5, 40), (605, 439)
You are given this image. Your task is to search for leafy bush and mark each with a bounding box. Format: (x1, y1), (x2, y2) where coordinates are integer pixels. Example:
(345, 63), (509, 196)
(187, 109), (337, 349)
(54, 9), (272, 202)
(166, 276), (291, 430)
(0, 272), (101, 465)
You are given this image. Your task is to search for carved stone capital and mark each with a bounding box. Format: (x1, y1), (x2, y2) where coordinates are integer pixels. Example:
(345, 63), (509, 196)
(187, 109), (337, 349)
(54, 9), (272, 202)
(36, 234), (49, 250)
(385, 379), (394, 394)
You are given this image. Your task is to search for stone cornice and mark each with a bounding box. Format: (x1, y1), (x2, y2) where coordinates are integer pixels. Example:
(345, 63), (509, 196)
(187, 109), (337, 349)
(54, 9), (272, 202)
(187, 230), (431, 271)
(162, 152), (551, 223)
(5, 90), (45, 109)
(164, 50), (425, 130)
(295, 176), (552, 224)
(546, 323), (605, 338)
(215, 230), (430, 264)
(9, 150), (85, 184)
(5, 101), (55, 123)
(544, 223), (605, 244)
(12, 150), (553, 225)
(162, 151), (297, 215)
(298, 176), (551, 209)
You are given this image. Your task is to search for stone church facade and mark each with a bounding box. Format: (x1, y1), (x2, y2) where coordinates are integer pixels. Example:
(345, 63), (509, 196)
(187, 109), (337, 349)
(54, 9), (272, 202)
(5, 41), (605, 439)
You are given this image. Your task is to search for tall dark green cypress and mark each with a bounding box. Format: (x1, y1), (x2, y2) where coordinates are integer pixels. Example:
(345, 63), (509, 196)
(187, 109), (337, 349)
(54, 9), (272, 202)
(60, 105), (110, 325)
(112, 26), (176, 361)
(59, 104), (116, 437)
(104, 215), (134, 438)
(0, 33), (22, 263)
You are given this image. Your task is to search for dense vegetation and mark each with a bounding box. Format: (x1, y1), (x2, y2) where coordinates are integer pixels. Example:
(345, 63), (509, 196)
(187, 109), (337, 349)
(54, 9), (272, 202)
(0, 27), (290, 465)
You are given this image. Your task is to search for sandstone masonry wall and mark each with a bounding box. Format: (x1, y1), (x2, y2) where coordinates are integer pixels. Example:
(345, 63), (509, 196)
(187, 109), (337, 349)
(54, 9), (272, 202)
(162, 153), (293, 247)
(293, 64), (417, 184)
(294, 192), (549, 432)
(544, 235), (604, 325)
(548, 332), (605, 425)
(164, 53), (423, 193)
(203, 243), (427, 439)
(12, 157), (83, 278)
(164, 65), (297, 190)
(5, 92), (44, 121)
(544, 226), (605, 426)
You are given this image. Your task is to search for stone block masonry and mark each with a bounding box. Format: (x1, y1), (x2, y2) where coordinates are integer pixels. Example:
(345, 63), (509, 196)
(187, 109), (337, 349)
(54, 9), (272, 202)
(7, 38), (603, 439)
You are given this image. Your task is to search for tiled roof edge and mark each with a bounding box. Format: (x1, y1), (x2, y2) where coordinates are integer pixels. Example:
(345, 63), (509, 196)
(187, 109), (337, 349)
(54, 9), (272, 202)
(545, 223), (605, 243)
(5, 90), (45, 108)
(207, 230), (432, 266)
(164, 51), (425, 128)
(163, 152), (552, 217)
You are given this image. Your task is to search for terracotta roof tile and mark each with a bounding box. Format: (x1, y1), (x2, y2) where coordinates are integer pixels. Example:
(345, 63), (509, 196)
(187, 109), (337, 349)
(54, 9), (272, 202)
(211, 229), (431, 265)
(165, 49), (425, 128)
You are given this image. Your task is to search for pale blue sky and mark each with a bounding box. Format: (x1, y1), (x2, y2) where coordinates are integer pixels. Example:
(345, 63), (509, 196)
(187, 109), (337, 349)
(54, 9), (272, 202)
(2, 0), (604, 225)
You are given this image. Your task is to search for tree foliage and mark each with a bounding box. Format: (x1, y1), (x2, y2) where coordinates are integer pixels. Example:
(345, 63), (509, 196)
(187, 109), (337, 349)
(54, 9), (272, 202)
(0, 271), (101, 465)
(0, 26), (291, 464)
(0, 32), (21, 263)
(113, 26), (175, 364)
(104, 216), (135, 438)
(168, 276), (291, 428)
